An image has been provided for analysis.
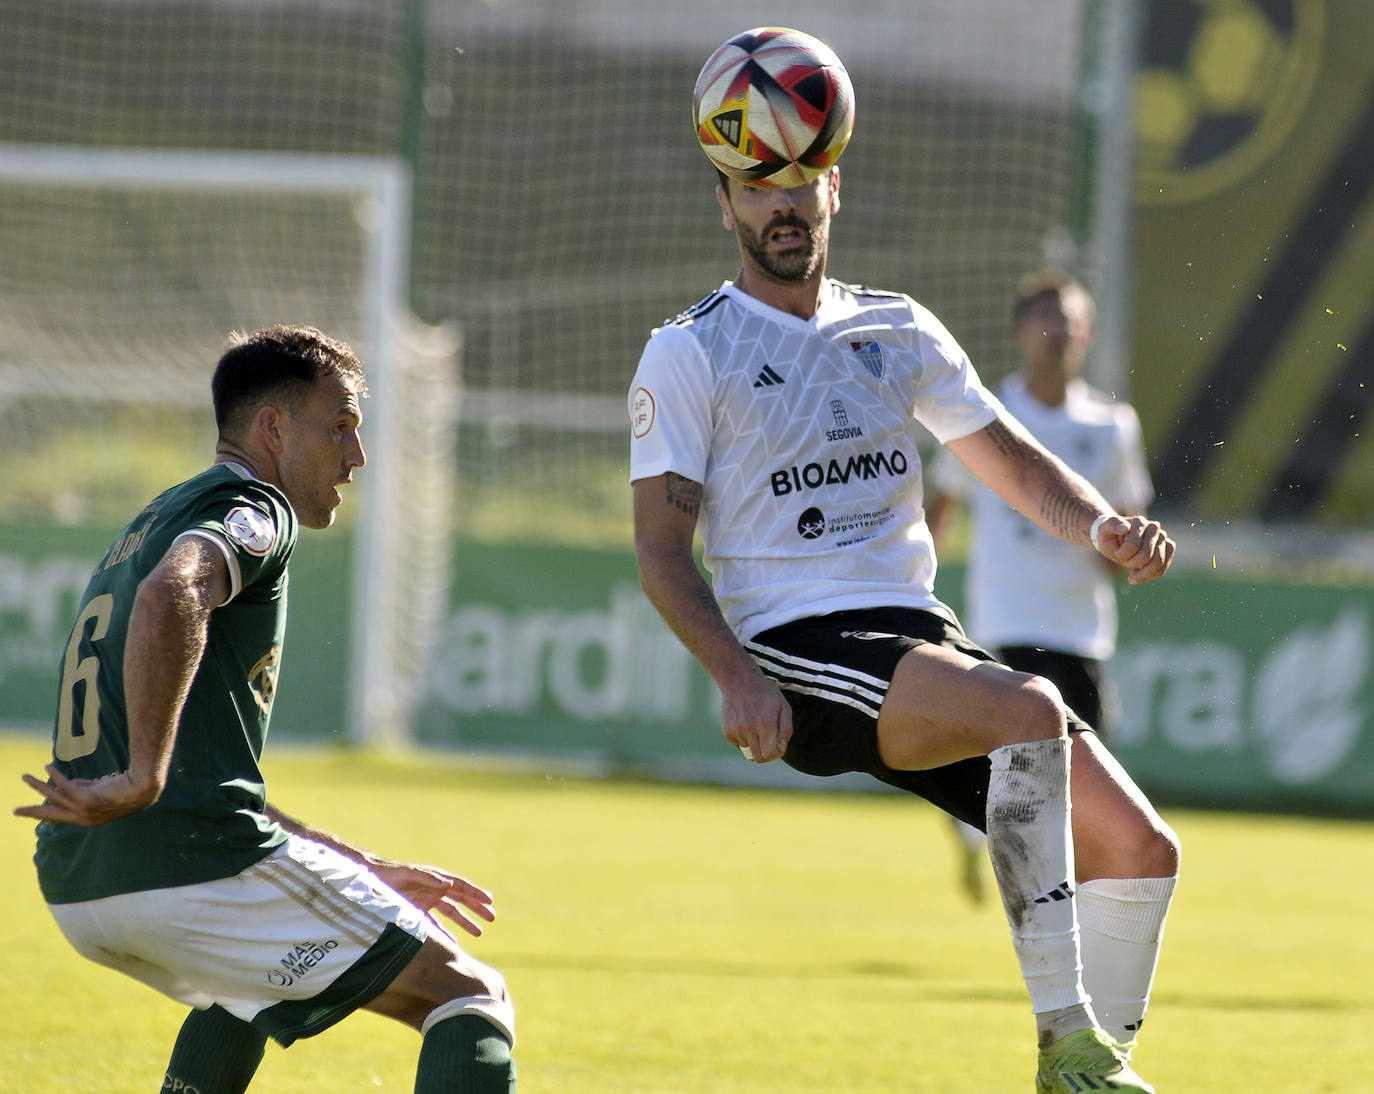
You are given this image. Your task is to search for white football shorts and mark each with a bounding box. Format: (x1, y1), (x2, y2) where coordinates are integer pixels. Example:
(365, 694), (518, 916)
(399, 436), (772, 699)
(48, 836), (430, 1042)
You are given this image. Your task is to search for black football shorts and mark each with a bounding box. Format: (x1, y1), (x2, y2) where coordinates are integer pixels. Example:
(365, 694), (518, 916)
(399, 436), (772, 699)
(745, 606), (1090, 831)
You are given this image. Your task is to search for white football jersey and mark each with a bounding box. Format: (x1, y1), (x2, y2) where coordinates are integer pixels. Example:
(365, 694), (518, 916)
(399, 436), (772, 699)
(629, 279), (1000, 640)
(929, 373), (1154, 659)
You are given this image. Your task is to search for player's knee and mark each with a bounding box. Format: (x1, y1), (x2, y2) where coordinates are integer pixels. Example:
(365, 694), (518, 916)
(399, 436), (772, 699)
(1092, 810), (1181, 881)
(422, 974), (516, 1046)
(1138, 818), (1181, 877)
(1003, 670), (1068, 743)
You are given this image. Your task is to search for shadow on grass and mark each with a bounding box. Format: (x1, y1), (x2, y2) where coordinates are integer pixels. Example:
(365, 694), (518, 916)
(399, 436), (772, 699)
(495, 950), (1023, 998)
(495, 950), (1372, 1015)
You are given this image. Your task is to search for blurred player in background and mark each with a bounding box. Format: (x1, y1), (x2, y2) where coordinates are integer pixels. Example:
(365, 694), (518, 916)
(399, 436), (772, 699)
(629, 35), (1179, 1090)
(15, 326), (515, 1093)
(926, 270), (1155, 904)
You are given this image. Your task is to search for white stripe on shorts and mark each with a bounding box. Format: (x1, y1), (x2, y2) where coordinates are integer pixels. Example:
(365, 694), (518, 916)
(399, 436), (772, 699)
(745, 640), (890, 719)
(253, 846), (388, 950)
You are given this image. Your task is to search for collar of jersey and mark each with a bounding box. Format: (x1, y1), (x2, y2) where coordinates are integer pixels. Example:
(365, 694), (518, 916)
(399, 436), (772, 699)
(720, 279), (830, 330)
(218, 460), (261, 482)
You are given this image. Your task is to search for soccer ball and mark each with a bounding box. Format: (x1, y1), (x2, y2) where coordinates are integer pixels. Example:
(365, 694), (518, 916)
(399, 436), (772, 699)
(692, 27), (856, 190)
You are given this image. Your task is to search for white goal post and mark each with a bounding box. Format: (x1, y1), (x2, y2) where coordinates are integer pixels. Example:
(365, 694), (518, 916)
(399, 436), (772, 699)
(0, 143), (440, 747)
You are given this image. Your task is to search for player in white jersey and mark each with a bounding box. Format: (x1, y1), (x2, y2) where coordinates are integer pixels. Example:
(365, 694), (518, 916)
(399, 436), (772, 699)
(630, 157), (1179, 1094)
(929, 271), (1153, 736)
(927, 271), (1155, 904)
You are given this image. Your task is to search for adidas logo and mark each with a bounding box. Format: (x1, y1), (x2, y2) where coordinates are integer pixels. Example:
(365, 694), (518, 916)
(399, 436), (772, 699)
(752, 364), (785, 387)
(1032, 880), (1075, 905)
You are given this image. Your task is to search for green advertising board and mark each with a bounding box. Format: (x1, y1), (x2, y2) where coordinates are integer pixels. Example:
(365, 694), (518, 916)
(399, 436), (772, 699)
(3, 523), (1371, 815)
(1058, 570), (1374, 817)
(411, 542), (722, 765)
(410, 543), (1374, 816)
(0, 522), (352, 743)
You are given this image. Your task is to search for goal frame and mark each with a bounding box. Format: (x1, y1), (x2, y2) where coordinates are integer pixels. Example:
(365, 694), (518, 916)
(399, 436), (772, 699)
(0, 143), (412, 746)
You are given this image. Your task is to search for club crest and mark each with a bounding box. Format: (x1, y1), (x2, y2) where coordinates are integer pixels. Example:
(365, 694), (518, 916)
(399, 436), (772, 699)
(849, 340), (884, 380)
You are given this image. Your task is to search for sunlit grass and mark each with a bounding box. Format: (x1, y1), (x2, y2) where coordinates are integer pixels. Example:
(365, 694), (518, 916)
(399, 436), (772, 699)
(3, 735), (1369, 1093)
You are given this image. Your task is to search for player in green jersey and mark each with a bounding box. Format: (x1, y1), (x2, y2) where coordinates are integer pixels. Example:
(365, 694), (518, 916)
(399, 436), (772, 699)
(16, 326), (516, 1092)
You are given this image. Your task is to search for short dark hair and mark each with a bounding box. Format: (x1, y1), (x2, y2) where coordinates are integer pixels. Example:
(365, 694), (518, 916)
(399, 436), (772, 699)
(1012, 269), (1093, 327)
(211, 325), (366, 440)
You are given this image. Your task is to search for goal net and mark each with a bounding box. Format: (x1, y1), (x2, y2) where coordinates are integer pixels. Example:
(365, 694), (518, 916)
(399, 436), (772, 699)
(0, 145), (455, 746)
(413, 0), (1125, 545)
(0, 0), (1123, 743)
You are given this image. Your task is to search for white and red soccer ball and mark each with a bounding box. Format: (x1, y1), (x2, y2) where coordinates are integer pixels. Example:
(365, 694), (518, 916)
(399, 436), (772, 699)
(693, 26), (856, 190)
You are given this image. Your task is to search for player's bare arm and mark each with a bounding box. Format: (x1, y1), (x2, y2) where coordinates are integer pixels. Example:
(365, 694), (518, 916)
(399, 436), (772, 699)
(665, 471), (703, 518)
(633, 473), (792, 762)
(946, 414), (1174, 584)
(15, 535), (230, 827)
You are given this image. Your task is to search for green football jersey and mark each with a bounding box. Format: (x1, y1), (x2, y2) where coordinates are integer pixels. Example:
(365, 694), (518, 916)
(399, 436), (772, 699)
(34, 463), (299, 903)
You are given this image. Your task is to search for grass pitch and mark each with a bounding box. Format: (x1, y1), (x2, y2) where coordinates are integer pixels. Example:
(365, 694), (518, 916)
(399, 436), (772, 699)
(3, 733), (1370, 1093)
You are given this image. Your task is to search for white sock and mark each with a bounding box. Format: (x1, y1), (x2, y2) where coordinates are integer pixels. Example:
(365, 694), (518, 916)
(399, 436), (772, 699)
(985, 737), (1091, 1025)
(1078, 875), (1177, 1045)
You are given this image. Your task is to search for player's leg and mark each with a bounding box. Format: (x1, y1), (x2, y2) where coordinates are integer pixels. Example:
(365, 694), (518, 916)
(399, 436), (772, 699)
(875, 647), (1156, 1092)
(1068, 731), (1179, 1053)
(162, 1005), (267, 1094)
(46, 894), (275, 1093)
(882, 644), (1068, 908)
(749, 612), (1153, 1090)
(364, 931), (516, 1093)
(875, 646), (1095, 1036)
(992, 648), (1176, 1050)
(50, 839), (515, 1091)
(996, 646), (1105, 732)
(414, 1013), (516, 1094)
(242, 837), (517, 1090)
(875, 641), (1068, 766)
(940, 646), (1101, 909)
(245, 836), (516, 1090)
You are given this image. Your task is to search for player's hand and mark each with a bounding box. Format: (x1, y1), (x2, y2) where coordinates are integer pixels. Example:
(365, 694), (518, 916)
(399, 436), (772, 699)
(14, 764), (159, 827)
(1094, 514), (1175, 585)
(369, 859), (497, 939)
(720, 671), (793, 763)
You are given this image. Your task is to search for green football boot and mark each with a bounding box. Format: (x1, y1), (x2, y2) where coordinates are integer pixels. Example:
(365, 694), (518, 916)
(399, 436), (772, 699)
(1113, 1036), (1139, 1064)
(1035, 1027), (1156, 1093)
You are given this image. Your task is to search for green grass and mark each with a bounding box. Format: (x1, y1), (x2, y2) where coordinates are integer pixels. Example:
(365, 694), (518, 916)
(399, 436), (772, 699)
(3, 733), (1370, 1093)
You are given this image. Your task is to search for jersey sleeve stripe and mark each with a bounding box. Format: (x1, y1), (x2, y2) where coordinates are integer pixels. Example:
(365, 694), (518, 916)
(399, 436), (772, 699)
(176, 529), (243, 603)
(663, 290), (728, 328)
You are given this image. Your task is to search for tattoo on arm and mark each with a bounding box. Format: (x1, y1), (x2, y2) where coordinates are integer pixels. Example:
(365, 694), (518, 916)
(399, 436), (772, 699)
(988, 418), (1090, 542)
(665, 472), (703, 519)
(1040, 489), (1083, 543)
(982, 418), (1020, 459)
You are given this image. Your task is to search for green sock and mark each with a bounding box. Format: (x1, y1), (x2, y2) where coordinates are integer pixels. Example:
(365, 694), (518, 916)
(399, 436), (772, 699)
(162, 1005), (267, 1094)
(414, 1014), (515, 1093)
